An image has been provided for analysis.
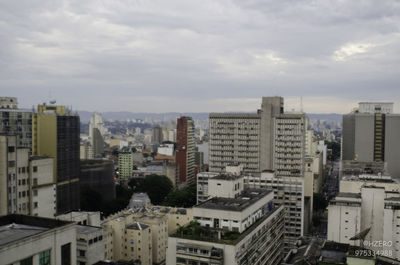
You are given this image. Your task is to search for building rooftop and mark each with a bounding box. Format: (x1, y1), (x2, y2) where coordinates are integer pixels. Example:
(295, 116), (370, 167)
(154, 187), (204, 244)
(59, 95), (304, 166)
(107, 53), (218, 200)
(0, 215), (72, 247)
(209, 113), (259, 118)
(283, 237), (325, 265)
(126, 222), (149, 230)
(195, 188), (272, 212)
(76, 225), (102, 234)
(336, 193), (362, 199)
(211, 174), (243, 181)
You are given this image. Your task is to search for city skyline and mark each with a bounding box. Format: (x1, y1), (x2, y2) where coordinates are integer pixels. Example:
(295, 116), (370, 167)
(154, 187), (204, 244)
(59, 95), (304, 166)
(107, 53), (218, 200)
(1, 0), (400, 113)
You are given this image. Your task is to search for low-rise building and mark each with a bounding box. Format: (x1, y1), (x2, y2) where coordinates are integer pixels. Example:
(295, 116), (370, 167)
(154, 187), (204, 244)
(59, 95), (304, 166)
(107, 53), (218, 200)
(0, 214), (76, 265)
(102, 205), (192, 264)
(57, 211), (101, 226)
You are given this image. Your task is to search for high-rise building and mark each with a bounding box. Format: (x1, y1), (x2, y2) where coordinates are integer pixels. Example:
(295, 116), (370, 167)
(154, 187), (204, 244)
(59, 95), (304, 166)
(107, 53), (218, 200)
(0, 135), (29, 215)
(208, 97), (308, 250)
(32, 104), (80, 214)
(118, 148), (133, 181)
(0, 97), (18, 109)
(342, 102), (400, 178)
(0, 97), (32, 148)
(209, 97), (288, 173)
(89, 112), (105, 158)
(0, 135), (56, 217)
(152, 125), (163, 144)
(176, 117), (195, 185)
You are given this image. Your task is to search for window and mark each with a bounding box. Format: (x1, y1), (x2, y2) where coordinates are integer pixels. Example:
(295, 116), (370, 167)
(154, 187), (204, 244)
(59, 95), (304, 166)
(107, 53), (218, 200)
(33, 166), (38, 172)
(34, 202), (38, 208)
(177, 258), (186, 263)
(79, 250), (85, 257)
(8, 146), (15, 153)
(33, 190), (38, 196)
(39, 250), (50, 265)
(61, 243), (71, 265)
(20, 256), (33, 265)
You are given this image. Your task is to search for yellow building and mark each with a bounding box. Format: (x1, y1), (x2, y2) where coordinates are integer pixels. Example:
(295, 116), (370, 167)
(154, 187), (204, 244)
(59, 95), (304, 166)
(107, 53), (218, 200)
(32, 104), (80, 214)
(102, 206), (193, 264)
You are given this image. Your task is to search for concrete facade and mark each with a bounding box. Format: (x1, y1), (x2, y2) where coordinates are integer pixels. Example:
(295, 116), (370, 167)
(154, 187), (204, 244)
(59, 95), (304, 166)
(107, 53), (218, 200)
(167, 180), (285, 265)
(328, 184), (400, 260)
(342, 102), (400, 178)
(76, 225), (105, 265)
(0, 215), (77, 265)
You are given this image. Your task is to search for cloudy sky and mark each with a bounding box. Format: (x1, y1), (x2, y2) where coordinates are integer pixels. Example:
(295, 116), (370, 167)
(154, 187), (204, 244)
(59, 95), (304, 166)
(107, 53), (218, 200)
(1, 0), (399, 113)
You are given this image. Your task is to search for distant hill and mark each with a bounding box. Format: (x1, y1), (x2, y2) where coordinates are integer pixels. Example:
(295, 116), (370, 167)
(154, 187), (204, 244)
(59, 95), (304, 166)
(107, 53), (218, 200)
(78, 111), (342, 123)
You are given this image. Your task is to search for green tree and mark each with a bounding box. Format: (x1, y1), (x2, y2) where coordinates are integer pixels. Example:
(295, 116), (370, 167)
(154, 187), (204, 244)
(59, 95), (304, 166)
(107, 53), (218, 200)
(80, 187), (104, 211)
(135, 174), (173, 205)
(326, 141), (341, 161)
(164, 185), (197, 207)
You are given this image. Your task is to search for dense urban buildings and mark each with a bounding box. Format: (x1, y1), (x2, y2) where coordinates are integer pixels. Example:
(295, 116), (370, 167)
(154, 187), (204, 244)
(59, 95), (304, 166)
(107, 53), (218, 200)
(32, 104), (80, 214)
(342, 102), (400, 178)
(176, 116), (195, 186)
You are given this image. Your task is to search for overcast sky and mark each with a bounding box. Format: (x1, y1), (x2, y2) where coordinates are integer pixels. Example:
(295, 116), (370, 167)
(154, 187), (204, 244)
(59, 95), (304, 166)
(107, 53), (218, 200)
(1, 0), (399, 113)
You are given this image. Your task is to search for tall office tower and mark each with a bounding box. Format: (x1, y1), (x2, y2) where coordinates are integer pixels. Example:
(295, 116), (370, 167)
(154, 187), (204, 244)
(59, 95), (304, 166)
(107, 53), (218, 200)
(209, 113), (261, 172)
(209, 97), (308, 251)
(342, 102), (400, 178)
(152, 125), (163, 144)
(176, 117), (195, 185)
(273, 113), (306, 178)
(0, 97), (32, 148)
(89, 112), (105, 158)
(32, 104), (80, 214)
(209, 97), (284, 172)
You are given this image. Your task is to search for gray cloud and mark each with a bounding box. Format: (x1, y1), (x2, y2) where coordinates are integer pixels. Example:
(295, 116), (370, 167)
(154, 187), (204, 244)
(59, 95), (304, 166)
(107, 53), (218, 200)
(0, 0), (399, 113)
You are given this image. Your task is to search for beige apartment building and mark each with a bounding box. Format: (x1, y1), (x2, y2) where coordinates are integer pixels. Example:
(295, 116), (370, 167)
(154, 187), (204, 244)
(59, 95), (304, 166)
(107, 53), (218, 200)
(102, 206), (192, 264)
